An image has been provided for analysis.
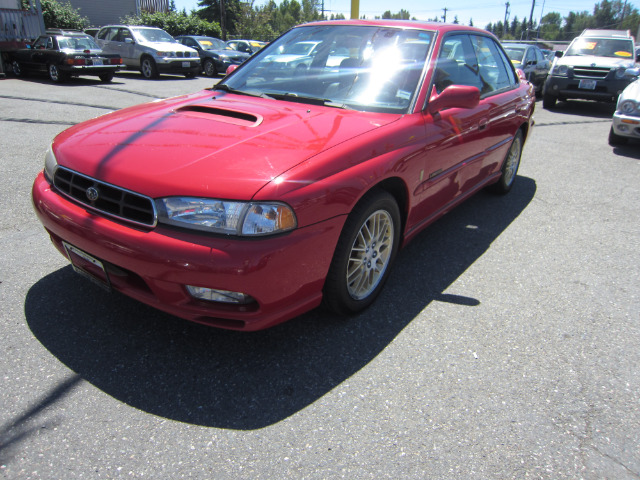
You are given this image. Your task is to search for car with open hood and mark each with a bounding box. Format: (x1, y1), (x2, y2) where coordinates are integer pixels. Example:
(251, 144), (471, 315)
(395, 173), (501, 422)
(32, 20), (535, 331)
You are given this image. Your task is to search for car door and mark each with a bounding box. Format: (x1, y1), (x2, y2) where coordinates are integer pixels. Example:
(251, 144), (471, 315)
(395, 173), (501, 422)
(117, 28), (138, 66)
(31, 35), (54, 74)
(412, 33), (491, 223)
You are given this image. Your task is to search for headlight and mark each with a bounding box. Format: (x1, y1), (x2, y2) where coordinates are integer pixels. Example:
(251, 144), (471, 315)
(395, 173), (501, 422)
(619, 99), (638, 115)
(156, 197), (297, 236)
(552, 64), (568, 76)
(615, 67), (627, 79)
(44, 145), (58, 183)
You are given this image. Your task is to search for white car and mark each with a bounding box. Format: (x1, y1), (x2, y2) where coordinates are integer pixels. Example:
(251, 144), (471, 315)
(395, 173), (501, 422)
(609, 68), (640, 145)
(96, 25), (200, 79)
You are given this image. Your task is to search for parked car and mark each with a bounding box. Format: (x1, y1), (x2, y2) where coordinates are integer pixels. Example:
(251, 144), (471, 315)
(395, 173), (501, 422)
(609, 68), (640, 145)
(10, 32), (122, 83)
(226, 39), (265, 54)
(543, 29), (638, 109)
(32, 20), (534, 331)
(95, 25), (200, 79)
(175, 35), (250, 77)
(502, 43), (550, 93)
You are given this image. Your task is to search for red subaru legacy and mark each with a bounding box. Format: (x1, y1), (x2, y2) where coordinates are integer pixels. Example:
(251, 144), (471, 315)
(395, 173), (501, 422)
(32, 20), (535, 331)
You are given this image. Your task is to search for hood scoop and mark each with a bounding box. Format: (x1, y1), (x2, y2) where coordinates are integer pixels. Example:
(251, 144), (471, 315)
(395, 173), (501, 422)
(174, 104), (262, 127)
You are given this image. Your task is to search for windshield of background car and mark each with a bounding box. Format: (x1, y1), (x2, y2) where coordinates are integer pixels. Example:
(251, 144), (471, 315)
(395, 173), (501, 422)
(57, 36), (100, 50)
(503, 47), (525, 64)
(565, 37), (634, 58)
(198, 37), (229, 50)
(133, 28), (176, 43)
(222, 25), (434, 113)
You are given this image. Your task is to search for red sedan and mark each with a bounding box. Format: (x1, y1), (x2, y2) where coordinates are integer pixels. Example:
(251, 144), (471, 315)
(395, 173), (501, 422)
(32, 20), (535, 331)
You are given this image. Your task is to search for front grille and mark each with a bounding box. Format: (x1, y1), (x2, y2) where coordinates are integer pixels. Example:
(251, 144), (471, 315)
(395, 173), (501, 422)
(53, 166), (156, 226)
(573, 66), (611, 79)
(177, 51), (192, 58)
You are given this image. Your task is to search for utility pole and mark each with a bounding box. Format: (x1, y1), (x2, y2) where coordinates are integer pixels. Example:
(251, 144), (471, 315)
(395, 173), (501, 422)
(527, 0), (535, 40)
(503, 2), (510, 37)
(442, 7), (448, 22)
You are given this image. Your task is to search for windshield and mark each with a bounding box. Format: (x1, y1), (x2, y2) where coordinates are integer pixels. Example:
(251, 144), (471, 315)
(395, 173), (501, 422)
(133, 28), (175, 43)
(221, 24), (434, 114)
(198, 37), (229, 50)
(58, 36), (100, 50)
(565, 37), (633, 58)
(503, 47), (525, 63)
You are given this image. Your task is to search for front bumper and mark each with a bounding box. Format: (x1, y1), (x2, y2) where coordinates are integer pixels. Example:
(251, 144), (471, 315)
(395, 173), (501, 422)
(611, 113), (640, 140)
(156, 58), (201, 74)
(544, 75), (631, 102)
(32, 172), (344, 331)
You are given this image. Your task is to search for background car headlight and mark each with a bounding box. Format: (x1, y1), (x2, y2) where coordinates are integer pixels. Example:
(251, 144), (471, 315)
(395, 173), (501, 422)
(156, 197), (297, 236)
(44, 145), (58, 183)
(619, 99), (638, 115)
(552, 64), (568, 76)
(615, 67), (628, 79)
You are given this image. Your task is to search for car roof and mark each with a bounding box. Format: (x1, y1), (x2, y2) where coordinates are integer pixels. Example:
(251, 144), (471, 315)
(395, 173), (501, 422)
(302, 19), (494, 36)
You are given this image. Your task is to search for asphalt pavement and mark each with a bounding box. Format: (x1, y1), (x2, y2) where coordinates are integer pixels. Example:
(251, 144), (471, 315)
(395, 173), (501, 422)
(1, 72), (639, 479)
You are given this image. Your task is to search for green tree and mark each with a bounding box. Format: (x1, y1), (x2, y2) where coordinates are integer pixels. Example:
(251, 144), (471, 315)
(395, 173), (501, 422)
(22, 0), (89, 29)
(120, 10), (222, 37)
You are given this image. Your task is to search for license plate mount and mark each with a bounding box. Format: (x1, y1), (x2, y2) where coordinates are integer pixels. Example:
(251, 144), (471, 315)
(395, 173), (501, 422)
(63, 242), (112, 292)
(579, 79), (597, 90)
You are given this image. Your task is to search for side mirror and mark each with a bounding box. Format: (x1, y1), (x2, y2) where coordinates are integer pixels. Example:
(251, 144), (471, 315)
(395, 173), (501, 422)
(555, 50), (563, 58)
(125, 38), (134, 44)
(427, 85), (480, 115)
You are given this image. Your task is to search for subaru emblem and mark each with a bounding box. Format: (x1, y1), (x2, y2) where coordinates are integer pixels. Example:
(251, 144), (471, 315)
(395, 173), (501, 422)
(86, 186), (99, 201)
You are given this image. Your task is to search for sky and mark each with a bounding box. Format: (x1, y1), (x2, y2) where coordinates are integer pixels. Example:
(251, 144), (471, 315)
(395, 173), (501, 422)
(173, 0), (640, 31)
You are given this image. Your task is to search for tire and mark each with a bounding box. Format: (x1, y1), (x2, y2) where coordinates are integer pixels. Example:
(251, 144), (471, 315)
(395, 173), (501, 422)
(490, 129), (523, 194)
(11, 60), (23, 77)
(140, 56), (158, 79)
(608, 127), (628, 146)
(542, 91), (557, 109)
(99, 72), (114, 82)
(323, 190), (401, 315)
(48, 64), (67, 83)
(203, 58), (217, 77)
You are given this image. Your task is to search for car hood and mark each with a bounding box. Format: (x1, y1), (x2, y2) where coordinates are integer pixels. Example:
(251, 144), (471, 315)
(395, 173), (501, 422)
(206, 49), (249, 59)
(556, 54), (636, 68)
(52, 90), (399, 200)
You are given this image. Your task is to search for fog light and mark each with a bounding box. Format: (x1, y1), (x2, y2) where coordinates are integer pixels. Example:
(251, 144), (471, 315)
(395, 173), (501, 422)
(186, 285), (254, 304)
(618, 124), (629, 132)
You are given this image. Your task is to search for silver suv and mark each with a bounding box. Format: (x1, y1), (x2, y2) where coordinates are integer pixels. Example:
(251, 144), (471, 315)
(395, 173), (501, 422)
(96, 25), (200, 79)
(543, 29), (638, 109)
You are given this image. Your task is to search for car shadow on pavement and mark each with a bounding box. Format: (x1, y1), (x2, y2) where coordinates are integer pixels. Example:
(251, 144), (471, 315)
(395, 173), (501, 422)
(24, 177), (536, 430)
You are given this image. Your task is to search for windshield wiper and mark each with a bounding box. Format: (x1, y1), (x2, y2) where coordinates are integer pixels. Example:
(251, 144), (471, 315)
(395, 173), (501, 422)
(262, 92), (349, 109)
(211, 84), (264, 98)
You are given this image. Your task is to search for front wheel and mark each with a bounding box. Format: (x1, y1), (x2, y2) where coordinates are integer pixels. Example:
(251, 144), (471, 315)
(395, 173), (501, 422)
(203, 58), (217, 77)
(323, 190), (401, 315)
(608, 127), (628, 146)
(140, 57), (158, 79)
(542, 91), (557, 109)
(489, 130), (523, 194)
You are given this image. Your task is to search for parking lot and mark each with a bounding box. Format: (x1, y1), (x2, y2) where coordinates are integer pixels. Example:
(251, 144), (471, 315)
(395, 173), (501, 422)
(1, 72), (639, 479)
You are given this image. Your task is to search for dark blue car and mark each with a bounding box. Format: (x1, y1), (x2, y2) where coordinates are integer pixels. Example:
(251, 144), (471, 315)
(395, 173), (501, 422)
(176, 36), (250, 76)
